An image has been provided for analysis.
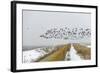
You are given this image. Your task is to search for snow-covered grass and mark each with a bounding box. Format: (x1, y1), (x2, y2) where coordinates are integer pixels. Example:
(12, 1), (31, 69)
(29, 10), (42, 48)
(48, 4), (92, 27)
(23, 47), (56, 63)
(23, 44), (90, 63)
(23, 49), (42, 63)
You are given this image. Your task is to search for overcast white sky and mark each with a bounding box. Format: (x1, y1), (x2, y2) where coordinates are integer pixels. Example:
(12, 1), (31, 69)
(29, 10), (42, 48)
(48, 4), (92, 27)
(23, 10), (91, 47)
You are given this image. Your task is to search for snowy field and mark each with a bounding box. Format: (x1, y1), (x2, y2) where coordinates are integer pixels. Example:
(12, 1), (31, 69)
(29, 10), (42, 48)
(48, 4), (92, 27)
(22, 44), (90, 63)
(23, 47), (56, 63)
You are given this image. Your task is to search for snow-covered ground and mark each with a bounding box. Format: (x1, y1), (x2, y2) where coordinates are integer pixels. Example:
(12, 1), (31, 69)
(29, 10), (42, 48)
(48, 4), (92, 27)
(23, 44), (87, 63)
(23, 47), (55, 63)
(23, 49), (41, 63)
(65, 45), (82, 61)
(87, 45), (91, 48)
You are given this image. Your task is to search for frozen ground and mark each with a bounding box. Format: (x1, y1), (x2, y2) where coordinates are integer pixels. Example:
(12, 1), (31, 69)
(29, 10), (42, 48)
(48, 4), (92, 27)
(65, 44), (82, 61)
(23, 45), (85, 63)
(23, 47), (55, 63)
(23, 49), (42, 63)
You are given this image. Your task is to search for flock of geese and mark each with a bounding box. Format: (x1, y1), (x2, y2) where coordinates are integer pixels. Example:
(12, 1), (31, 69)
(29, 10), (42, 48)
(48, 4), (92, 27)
(40, 27), (91, 40)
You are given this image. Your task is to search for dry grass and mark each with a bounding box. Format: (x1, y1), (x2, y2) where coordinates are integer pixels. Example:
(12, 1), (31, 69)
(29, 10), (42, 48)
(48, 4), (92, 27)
(73, 43), (91, 60)
(35, 44), (71, 62)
